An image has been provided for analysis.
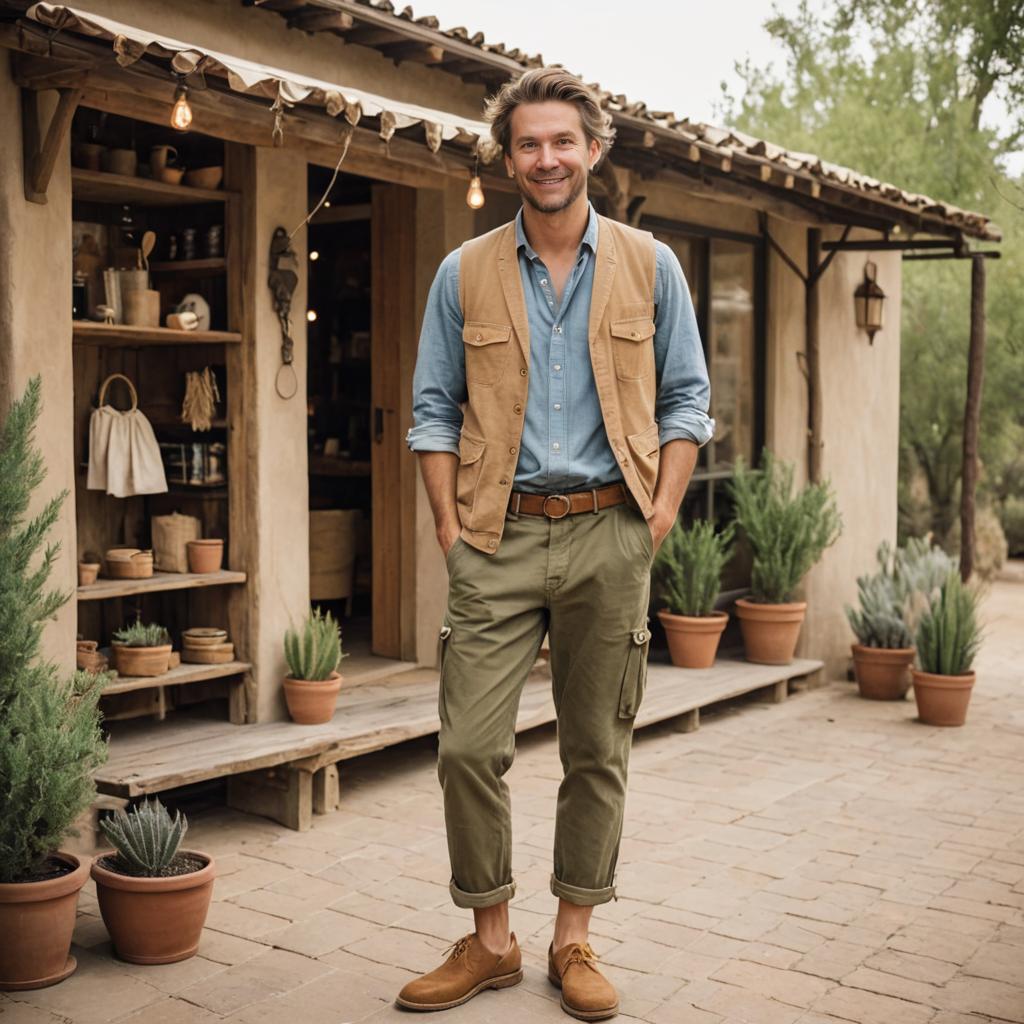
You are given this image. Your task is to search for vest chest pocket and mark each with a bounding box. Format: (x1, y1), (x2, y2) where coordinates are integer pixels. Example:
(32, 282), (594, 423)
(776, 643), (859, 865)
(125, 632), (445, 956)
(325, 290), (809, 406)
(610, 317), (656, 381)
(463, 322), (513, 386)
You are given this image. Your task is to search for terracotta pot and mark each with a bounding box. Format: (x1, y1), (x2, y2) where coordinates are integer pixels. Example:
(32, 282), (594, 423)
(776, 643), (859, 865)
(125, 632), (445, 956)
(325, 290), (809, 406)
(78, 562), (100, 586)
(0, 852), (89, 990)
(187, 539), (224, 574)
(283, 672), (342, 724)
(851, 644), (915, 700)
(184, 166), (223, 190)
(113, 643), (172, 677)
(735, 598), (807, 665)
(912, 669), (975, 727)
(658, 609), (729, 669)
(91, 852), (215, 964)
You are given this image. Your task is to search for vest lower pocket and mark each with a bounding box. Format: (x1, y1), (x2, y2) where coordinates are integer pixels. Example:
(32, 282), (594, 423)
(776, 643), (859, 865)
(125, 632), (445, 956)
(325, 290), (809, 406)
(456, 432), (486, 524)
(618, 626), (650, 719)
(463, 321), (513, 385)
(625, 423), (661, 500)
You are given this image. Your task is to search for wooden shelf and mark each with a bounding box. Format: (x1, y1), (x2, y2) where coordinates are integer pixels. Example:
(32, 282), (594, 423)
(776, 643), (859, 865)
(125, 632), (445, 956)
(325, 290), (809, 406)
(72, 168), (231, 206)
(78, 569), (246, 602)
(150, 258), (227, 274)
(73, 323), (241, 346)
(102, 660), (250, 697)
(308, 454), (372, 477)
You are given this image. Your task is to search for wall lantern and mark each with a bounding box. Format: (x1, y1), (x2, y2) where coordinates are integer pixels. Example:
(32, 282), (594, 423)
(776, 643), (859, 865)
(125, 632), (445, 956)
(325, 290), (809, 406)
(854, 261), (885, 343)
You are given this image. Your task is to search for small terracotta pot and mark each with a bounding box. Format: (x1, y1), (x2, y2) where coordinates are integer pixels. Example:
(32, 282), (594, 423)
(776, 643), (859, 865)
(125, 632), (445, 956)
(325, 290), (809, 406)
(912, 669), (975, 727)
(184, 166), (223, 189)
(187, 539), (224, 574)
(852, 644), (915, 700)
(735, 598), (807, 665)
(658, 609), (729, 669)
(113, 643), (172, 677)
(283, 672), (342, 724)
(92, 852), (215, 964)
(78, 562), (101, 586)
(0, 852), (89, 990)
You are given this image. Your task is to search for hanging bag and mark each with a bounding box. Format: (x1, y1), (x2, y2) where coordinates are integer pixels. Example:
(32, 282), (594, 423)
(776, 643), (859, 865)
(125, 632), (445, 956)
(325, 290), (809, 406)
(87, 373), (168, 497)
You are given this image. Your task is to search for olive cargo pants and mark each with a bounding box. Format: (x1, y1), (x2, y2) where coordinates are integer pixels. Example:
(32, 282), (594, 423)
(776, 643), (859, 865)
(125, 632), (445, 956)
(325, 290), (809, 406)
(437, 502), (653, 909)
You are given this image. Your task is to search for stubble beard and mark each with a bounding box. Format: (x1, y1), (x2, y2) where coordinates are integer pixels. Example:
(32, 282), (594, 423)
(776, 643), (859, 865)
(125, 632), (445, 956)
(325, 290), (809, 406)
(517, 168), (588, 214)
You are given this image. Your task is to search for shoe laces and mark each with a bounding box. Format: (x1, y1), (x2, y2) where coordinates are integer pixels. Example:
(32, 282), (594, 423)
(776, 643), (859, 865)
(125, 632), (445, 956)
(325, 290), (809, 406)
(443, 935), (473, 962)
(565, 943), (600, 972)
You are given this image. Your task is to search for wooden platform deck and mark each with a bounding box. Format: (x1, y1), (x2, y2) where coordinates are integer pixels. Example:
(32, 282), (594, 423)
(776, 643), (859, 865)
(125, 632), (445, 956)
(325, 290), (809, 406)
(94, 657), (822, 829)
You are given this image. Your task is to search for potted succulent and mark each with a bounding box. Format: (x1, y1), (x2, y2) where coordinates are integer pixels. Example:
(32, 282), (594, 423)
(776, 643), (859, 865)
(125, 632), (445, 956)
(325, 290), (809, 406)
(112, 619), (173, 676)
(0, 377), (108, 991)
(92, 799), (215, 964)
(283, 607), (346, 724)
(653, 519), (735, 668)
(728, 452), (842, 664)
(912, 571), (982, 727)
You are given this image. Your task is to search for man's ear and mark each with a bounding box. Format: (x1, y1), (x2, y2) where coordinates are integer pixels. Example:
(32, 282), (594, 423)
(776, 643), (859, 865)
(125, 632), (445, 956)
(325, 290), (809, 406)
(504, 152), (515, 178)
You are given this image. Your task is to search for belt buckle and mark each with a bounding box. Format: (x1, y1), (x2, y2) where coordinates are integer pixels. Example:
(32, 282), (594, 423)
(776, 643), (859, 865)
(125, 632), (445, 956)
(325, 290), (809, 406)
(542, 494), (572, 520)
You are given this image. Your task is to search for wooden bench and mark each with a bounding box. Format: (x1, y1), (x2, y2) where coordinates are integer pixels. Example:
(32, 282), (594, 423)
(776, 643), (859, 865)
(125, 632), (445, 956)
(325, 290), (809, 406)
(94, 657), (823, 830)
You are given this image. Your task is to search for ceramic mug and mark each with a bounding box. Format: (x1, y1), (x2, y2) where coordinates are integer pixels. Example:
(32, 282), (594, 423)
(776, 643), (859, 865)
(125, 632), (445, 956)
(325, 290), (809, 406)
(150, 144), (178, 175)
(73, 142), (105, 170)
(105, 148), (138, 177)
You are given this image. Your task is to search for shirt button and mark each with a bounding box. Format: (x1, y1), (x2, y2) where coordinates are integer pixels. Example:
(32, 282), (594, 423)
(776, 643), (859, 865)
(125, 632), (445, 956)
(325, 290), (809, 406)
(554, 403), (561, 410)
(513, 404), (522, 414)
(540, 278), (548, 285)
(520, 368), (528, 376)
(552, 442), (560, 451)
(553, 364), (561, 371)
(554, 325), (563, 334)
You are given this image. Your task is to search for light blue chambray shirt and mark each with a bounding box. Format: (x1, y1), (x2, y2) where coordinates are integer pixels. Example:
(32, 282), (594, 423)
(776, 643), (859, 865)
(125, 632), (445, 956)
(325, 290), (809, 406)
(406, 204), (714, 493)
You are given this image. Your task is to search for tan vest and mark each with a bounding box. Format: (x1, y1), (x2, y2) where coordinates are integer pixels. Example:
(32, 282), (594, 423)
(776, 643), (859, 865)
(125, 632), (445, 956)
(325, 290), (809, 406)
(456, 213), (659, 554)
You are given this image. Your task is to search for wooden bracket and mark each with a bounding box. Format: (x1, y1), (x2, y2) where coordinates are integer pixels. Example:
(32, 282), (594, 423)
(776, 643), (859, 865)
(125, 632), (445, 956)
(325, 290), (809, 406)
(22, 86), (83, 204)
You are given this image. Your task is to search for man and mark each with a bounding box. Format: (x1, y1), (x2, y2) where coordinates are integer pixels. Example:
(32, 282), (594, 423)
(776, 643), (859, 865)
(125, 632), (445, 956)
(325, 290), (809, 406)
(400, 67), (713, 1020)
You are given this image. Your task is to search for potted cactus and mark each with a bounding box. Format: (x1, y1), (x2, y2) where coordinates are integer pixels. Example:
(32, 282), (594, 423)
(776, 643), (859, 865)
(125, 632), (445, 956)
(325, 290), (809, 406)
(0, 377), (108, 991)
(912, 571), (982, 727)
(112, 619), (173, 677)
(283, 607), (346, 724)
(653, 519), (735, 668)
(728, 452), (842, 664)
(91, 799), (215, 964)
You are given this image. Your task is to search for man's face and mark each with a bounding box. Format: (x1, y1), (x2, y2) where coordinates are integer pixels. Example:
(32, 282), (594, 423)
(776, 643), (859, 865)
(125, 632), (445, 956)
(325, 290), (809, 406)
(504, 101), (601, 215)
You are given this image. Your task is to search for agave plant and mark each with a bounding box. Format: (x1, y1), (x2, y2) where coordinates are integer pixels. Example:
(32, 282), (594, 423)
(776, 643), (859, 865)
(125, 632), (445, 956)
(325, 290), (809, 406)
(846, 572), (914, 649)
(284, 607), (344, 682)
(113, 619), (170, 648)
(100, 799), (187, 877)
(916, 571), (982, 676)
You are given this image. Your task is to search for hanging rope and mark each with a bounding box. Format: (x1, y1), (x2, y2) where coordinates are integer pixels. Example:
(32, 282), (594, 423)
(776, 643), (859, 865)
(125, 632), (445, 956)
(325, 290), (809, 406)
(288, 124), (354, 241)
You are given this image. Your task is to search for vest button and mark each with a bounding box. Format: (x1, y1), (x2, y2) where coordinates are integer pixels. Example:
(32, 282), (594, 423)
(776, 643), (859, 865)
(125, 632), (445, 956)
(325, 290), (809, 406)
(509, 447), (517, 455)
(499, 478), (508, 486)
(475, 333), (483, 341)
(513, 404), (522, 414)
(631, 331), (639, 339)
(520, 368), (528, 376)
(487, 539), (497, 549)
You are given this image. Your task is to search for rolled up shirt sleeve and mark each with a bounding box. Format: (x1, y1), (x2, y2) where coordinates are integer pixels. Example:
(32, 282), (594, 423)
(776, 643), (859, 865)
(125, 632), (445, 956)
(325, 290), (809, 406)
(406, 250), (466, 455)
(653, 241), (715, 447)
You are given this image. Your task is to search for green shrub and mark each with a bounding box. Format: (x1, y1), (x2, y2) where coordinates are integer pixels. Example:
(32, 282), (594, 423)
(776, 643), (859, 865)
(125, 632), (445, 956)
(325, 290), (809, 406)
(653, 519), (735, 616)
(100, 799), (187, 877)
(916, 571), (982, 676)
(113, 619), (170, 648)
(1001, 496), (1024, 557)
(284, 607), (345, 681)
(728, 451), (842, 603)
(0, 377), (108, 882)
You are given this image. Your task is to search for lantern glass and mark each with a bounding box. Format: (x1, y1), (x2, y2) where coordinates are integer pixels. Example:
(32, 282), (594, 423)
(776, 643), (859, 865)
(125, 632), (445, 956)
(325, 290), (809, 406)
(854, 261), (885, 339)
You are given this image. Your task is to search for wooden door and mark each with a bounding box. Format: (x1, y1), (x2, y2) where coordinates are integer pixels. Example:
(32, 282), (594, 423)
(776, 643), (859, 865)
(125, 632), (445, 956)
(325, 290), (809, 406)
(370, 184), (417, 658)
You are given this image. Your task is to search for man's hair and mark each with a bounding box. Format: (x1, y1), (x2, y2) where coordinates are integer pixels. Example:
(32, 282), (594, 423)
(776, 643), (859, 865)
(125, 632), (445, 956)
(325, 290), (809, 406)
(484, 67), (616, 161)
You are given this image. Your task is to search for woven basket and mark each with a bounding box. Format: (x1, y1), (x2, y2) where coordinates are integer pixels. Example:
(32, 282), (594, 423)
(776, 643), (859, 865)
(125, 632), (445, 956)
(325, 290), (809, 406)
(104, 548), (154, 579)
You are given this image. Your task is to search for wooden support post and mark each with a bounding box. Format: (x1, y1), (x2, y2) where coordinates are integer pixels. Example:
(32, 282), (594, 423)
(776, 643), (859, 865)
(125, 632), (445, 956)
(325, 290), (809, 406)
(959, 255), (986, 582)
(64, 794), (129, 856)
(762, 679), (788, 703)
(22, 86), (83, 204)
(670, 708), (700, 733)
(806, 228), (824, 482)
(227, 765), (313, 831)
(312, 763), (341, 814)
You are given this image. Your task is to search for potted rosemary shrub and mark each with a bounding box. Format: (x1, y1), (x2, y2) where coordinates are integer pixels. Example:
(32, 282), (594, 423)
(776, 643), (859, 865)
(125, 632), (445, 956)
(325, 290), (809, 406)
(283, 607), (345, 724)
(653, 519), (735, 668)
(728, 452), (842, 665)
(912, 571), (982, 727)
(92, 799), (214, 964)
(112, 619), (173, 677)
(0, 377), (108, 991)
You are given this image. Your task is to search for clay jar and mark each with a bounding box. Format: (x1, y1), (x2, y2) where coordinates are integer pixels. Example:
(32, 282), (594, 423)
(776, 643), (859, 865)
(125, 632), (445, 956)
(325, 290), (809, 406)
(113, 643), (172, 677)
(187, 539), (224, 574)
(735, 598), (807, 665)
(0, 852), (90, 990)
(912, 669), (976, 727)
(283, 672), (343, 724)
(851, 644), (915, 700)
(657, 610), (729, 669)
(91, 852), (215, 964)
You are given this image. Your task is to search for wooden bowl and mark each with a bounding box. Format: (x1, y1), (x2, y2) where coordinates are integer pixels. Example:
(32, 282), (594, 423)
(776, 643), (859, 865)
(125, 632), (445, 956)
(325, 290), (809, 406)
(154, 166), (184, 185)
(112, 643), (172, 677)
(104, 548), (154, 579)
(184, 166), (223, 190)
(182, 627), (228, 648)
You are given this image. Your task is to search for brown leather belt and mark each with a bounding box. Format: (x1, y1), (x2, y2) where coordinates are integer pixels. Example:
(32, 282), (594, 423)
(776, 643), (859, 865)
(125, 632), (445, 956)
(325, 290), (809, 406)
(508, 483), (627, 519)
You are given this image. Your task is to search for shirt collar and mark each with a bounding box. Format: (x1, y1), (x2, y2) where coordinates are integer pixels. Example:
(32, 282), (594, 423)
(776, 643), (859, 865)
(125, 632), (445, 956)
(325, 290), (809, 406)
(515, 202), (598, 263)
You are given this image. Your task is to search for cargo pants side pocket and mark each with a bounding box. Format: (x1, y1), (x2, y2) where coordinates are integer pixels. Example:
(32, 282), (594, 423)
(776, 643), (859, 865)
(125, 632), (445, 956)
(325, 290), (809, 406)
(437, 624), (452, 721)
(618, 625), (651, 719)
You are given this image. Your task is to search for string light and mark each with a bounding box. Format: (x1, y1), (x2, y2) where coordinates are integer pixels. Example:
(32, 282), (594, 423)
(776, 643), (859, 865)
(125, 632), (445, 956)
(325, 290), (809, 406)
(466, 156), (485, 210)
(170, 83), (193, 131)
(307, 310), (318, 322)
(309, 250), (320, 261)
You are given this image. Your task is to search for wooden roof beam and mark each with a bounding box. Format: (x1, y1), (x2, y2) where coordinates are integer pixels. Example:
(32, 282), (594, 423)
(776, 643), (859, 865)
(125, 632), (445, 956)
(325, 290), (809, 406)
(377, 40), (445, 64)
(286, 9), (354, 33)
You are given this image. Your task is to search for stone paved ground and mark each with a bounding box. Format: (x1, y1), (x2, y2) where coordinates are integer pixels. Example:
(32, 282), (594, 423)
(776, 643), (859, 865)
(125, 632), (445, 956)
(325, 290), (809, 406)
(3, 579), (1023, 1024)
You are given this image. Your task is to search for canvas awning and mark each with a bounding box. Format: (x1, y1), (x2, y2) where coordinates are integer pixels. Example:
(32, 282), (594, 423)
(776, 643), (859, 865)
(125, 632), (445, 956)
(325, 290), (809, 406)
(24, 2), (502, 159)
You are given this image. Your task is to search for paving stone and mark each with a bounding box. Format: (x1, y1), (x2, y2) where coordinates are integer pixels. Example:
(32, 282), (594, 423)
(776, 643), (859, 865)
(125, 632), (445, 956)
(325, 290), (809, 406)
(269, 908), (377, 956)
(936, 976), (1024, 1022)
(811, 984), (936, 1024)
(841, 966), (942, 1007)
(195, 929), (269, 966)
(205, 899), (290, 940)
(111, 996), (223, 1024)
(863, 948), (959, 986)
(710, 959), (832, 1007)
(885, 926), (982, 965)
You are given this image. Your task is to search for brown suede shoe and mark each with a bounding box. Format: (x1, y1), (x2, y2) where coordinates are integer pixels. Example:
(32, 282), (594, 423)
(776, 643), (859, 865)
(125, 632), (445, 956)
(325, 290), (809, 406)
(396, 932), (522, 1011)
(548, 942), (619, 1021)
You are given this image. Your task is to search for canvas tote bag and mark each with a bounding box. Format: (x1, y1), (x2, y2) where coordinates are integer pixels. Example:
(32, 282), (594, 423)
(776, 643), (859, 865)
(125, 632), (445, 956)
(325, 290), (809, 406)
(87, 373), (168, 497)
(151, 512), (201, 572)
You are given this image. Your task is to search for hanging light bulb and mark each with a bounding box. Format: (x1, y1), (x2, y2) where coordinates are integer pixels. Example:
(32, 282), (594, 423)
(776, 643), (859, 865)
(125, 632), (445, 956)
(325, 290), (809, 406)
(466, 170), (485, 210)
(170, 83), (193, 131)
(307, 309), (318, 323)
(309, 250), (320, 261)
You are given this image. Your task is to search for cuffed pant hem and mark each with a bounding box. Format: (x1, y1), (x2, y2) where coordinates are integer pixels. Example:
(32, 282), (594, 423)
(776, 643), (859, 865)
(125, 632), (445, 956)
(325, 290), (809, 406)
(550, 874), (616, 906)
(449, 878), (516, 909)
